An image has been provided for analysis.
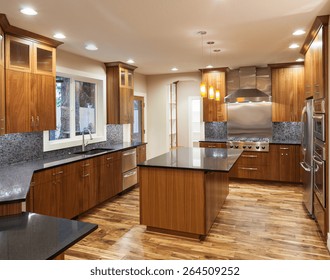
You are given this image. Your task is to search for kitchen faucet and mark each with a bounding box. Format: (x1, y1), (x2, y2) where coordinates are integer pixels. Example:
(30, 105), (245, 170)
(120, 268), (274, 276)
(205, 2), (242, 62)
(82, 128), (93, 152)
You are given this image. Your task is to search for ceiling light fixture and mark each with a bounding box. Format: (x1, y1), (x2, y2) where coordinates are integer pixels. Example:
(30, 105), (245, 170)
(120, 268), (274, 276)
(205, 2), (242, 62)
(171, 67), (178, 71)
(20, 8), (38, 15)
(296, 58), (304, 62)
(289, 43), (299, 49)
(127, 59), (135, 64)
(206, 41), (214, 68)
(293, 30), (305, 36)
(198, 31), (207, 98)
(53, 33), (66, 39)
(85, 43), (98, 51)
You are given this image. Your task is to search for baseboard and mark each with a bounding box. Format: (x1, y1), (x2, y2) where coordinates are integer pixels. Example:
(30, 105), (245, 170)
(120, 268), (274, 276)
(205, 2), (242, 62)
(328, 233), (330, 252)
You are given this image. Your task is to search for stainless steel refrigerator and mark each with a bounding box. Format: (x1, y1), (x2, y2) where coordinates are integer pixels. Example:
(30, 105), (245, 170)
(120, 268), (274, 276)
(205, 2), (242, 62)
(300, 98), (314, 216)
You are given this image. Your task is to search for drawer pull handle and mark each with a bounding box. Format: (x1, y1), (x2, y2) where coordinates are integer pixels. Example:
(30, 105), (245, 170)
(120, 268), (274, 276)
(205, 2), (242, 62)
(82, 173), (90, 177)
(57, 171), (64, 175)
(242, 155), (257, 158)
(124, 171), (137, 178)
(83, 163), (90, 167)
(280, 147), (289, 150)
(239, 167), (258, 171)
(106, 157), (113, 161)
(123, 151), (136, 156)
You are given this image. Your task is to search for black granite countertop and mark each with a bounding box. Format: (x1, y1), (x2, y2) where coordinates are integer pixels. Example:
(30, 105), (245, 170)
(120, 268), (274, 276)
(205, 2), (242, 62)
(0, 142), (146, 204)
(0, 212), (97, 260)
(138, 147), (243, 172)
(200, 138), (301, 145)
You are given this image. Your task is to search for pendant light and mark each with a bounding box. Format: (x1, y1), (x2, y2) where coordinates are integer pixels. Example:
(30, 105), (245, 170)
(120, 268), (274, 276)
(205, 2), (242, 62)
(198, 31), (207, 98)
(206, 41), (214, 99)
(209, 86), (215, 99)
(215, 89), (220, 101)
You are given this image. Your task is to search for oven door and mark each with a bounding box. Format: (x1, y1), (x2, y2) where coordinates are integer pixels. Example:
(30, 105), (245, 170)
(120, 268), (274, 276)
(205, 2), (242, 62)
(313, 154), (326, 208)
(313, 114), (325, 142)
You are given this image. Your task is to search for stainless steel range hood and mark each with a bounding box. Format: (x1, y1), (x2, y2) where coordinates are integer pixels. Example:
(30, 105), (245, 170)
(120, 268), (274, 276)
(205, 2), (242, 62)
(224, 66), (271, 103)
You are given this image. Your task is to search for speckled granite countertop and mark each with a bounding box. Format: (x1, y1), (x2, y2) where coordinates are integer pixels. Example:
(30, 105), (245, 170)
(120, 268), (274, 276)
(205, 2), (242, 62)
(0, 212), (97, 260)
(200, 138), (301, 145)
(0, 142), (146, 204)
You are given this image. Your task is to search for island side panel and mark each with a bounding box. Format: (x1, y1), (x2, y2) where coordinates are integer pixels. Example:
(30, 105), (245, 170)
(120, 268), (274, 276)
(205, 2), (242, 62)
(205, 171), (229, 233)
(139, 167), (205, 235)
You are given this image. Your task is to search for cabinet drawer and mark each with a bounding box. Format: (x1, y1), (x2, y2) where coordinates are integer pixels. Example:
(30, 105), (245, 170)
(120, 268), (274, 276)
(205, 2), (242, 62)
(230, 165), (268, 180)
(123, 168), (138, 190)
(199, 142), (226, 148)
(314, 193), (326, 237)
(237, 152), (269, 166)
(99, 151), (121, 165)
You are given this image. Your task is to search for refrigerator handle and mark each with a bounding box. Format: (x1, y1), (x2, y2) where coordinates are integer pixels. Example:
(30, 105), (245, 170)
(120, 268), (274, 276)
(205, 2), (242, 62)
(300, 106), (307, 154)
(300, 161), (311, 172)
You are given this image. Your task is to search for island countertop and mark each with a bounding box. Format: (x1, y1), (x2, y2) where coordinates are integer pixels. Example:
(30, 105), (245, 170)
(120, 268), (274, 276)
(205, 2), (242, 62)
(138, 147), (243, 172)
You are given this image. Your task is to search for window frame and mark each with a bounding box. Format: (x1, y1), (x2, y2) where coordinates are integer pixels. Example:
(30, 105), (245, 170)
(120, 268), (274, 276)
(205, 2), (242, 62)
(43, 71), (106, 152)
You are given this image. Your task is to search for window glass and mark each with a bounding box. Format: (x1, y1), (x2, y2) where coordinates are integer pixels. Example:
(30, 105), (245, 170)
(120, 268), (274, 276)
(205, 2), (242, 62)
(49, 76), (71, 140)
(75, 81), (96, 135)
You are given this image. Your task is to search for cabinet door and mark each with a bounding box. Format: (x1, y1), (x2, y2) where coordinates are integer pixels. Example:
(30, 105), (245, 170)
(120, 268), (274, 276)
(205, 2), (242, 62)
(34, 44), (56, 76)
(278, 145), (300, 183)
(312, 27), (324, 100)
(0, 27), (4, 135)
(304, 47), (313, 99)
(120, 87), (133, 124)
(31, 74), (56, 131)
(137, 144), (147, 163)
(5, 70), (32, 133)
(5, 35), (32, 72)
(271, 67), (304, 122)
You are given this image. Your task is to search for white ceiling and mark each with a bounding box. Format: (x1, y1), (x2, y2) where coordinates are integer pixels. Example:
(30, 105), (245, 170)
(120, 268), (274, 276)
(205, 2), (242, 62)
(1, 0), (330, 75)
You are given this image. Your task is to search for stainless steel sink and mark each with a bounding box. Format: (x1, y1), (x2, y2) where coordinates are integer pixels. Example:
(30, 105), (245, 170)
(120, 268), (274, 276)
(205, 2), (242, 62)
(74, 148), (114, 155)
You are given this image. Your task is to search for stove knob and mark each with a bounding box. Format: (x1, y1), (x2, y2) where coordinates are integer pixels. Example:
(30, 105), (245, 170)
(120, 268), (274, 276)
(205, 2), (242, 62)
(262, 146), (265, 150)
(242, 146), (246, 149)
(230, 145), (234, 148)
(256, 146), (260, 150)
(248, 146), (252, 149)
(235, 145), (239, 149)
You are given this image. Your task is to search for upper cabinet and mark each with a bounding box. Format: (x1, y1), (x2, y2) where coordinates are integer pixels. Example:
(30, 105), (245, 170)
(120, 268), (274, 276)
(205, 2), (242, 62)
(105, 62), (137, 124)
(201, 68), (227, 122)
(301, 16), (329, 100)
(271, 64), (304, 122)
(0, 14), (62, 134)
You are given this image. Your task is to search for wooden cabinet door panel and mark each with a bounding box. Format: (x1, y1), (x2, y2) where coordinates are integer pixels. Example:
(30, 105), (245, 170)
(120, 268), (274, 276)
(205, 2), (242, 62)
(120, 87), (133, 124)
(5, 70), (31, 133)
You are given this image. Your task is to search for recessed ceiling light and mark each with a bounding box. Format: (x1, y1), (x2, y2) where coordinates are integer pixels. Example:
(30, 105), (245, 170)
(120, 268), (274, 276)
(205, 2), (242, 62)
(296, 58), (304, 62)
(293, 30), (306, 36)
(171, 67), (178, 71)
(20, 8), (38, 16)
(289, 43), (299, 49)
(85, 44), (98, 51)
(206, 65), (213, 69)
(53, 33), (66, 39)
(127, 59), (135, 64)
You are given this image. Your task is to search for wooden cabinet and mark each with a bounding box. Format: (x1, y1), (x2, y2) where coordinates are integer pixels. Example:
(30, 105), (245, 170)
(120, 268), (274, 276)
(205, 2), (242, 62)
(0, 14), (61, 134)
(199, 142), (227, 148)
(98, 151), (122, 203)
(312, 27), (325, 100)
(105, 62), (137, 124)
(271, 65), (304, 122)
(136, 144), (147, 164)
(201, 68), (227, 122)
(314, 193), (326, 237)
(304, 46), (313, 99)
(0, 26), (5, 135)
(229, 144), (300, 183)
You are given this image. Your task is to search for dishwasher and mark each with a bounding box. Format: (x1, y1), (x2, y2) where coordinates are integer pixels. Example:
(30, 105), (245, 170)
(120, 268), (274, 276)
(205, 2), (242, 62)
(122, 148), (138, 191)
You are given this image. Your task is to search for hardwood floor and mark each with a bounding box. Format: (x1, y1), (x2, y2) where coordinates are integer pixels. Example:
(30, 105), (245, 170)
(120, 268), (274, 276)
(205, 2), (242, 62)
(65, 180), (330, 260)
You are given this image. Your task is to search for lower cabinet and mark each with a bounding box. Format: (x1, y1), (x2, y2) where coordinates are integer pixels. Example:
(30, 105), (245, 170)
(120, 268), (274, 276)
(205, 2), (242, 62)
(27, 151), (124, 219)
(314, 193), (326, 237)
(229, 144), (300, 183)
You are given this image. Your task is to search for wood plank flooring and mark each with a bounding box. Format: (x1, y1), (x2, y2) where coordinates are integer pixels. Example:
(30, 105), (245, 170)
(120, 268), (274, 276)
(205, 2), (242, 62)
(65, 180), (330, 260)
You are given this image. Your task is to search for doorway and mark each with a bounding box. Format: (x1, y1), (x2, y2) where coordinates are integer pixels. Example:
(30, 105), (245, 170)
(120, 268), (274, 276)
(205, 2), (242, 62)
(133, 96), (145, 142)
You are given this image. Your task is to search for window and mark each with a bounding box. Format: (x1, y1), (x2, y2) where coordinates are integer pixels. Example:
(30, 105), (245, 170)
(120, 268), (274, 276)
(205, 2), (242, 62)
(44, 73), (106, 151)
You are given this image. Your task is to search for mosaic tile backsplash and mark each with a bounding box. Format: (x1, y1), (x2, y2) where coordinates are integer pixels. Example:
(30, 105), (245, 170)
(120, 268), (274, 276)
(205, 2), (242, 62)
(0, 125), (123, 167)
(204, 122), (302, 142)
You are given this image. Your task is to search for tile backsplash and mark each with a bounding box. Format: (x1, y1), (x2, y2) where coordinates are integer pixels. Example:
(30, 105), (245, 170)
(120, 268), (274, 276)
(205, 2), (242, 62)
(204, 121), (302, 142)
(0, 125), (123, 167)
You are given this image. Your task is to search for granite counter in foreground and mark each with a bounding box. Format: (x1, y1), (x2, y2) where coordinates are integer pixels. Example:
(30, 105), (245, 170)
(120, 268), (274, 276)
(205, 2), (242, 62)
(138, 147), (243, 172)
(0, 212), (97, 260)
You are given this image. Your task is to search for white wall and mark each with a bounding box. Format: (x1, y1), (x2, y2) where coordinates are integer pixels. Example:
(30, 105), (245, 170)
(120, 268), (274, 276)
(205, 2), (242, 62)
(146, 72), (200, 159)
(177, 80), (200, 147)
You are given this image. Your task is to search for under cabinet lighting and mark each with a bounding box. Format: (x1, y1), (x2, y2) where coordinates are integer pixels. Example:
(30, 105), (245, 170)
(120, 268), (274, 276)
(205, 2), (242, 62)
(20, 8), (38, 15)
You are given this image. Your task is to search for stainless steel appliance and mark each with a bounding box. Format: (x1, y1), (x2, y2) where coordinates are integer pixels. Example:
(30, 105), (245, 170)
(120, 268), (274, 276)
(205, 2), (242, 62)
(313, 139), (326, 208)
(313, 99), (326, 142)
(227, 137), (269, 152)
(300, 99), (314, 215)
(122, 148), (138, 191)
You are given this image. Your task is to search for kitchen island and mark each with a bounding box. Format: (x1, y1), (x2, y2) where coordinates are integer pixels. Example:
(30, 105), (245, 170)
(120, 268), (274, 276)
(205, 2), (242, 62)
(138, 147), (242, 239)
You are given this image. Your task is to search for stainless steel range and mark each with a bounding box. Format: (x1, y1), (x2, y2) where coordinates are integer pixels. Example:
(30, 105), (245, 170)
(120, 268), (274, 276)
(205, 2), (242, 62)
(227, 137), (269, 152)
